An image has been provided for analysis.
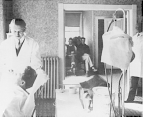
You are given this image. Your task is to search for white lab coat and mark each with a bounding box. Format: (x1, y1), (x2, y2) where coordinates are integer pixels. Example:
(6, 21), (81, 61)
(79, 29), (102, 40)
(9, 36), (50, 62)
(0, 35), (42, 79)
(1, 85), (28, 117)
(130, 33), (143, 78)
(0, 35), (43, 116)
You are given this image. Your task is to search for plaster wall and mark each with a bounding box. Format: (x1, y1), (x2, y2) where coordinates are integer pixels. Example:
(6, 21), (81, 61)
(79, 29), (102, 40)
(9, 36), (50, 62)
(12, 0), (142, 56)
(83, 11), (94, 62)
(0, 0), (5, 43)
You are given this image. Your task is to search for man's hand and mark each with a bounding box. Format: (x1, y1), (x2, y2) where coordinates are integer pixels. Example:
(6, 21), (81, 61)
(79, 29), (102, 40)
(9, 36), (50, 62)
(36, 69), (49, 81)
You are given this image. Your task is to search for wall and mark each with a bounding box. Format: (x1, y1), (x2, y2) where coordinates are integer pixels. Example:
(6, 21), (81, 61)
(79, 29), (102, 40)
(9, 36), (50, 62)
(4, 1), (13, 35)
(12, 0), (142, 56)
(83, 11), (94, 62)
(13, 0), (58, 56)
(0, 0), (5, 43)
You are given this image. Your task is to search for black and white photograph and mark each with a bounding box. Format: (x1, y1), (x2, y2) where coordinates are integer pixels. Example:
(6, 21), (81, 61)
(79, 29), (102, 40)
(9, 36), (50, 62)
(0, 0), (142, 117)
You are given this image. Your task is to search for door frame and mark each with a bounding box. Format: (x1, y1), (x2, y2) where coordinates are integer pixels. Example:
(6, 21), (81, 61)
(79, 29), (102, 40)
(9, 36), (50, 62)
(58, 3), (137, 83)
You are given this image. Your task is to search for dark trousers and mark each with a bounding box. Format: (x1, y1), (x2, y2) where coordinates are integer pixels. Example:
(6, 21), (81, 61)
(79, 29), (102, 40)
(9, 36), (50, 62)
(126, 76), (139, 101)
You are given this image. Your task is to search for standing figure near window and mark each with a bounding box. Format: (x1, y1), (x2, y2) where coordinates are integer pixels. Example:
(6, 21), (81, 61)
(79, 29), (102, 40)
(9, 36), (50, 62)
(65, 38), (77, 73)
(76, 37), (97, 77)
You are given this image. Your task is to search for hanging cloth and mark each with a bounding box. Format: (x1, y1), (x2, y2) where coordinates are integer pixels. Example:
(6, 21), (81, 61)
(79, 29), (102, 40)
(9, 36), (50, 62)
(101, 26), (133, 70)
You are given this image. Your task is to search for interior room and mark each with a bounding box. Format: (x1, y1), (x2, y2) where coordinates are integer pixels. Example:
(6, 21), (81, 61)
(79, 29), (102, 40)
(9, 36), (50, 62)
(0, 0), (142, 117)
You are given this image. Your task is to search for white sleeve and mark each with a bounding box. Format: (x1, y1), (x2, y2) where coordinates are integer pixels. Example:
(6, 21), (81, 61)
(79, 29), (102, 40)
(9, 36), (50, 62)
(30, 41), (42, 70)
(22, 94), (35, 117)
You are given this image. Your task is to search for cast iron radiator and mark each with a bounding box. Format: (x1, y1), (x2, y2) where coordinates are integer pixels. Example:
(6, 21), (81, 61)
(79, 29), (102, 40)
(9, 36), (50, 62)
(35, 56), (59, 99)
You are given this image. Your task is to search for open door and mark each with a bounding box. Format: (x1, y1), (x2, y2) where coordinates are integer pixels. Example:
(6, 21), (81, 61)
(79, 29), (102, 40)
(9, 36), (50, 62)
(59, 3), (137, 85)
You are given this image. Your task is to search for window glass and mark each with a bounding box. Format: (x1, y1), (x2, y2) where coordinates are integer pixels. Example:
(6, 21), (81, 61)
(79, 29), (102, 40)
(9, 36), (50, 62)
(65, 27), (80, 44)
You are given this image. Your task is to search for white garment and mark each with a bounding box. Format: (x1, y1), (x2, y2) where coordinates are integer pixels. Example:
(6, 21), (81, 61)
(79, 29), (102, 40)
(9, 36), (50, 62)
(82, 53), (93, 71)
(130, 33), (143, 78)
(101, 26), (133, 70)
(2, 85), (28, 117)
(0, 35), (42, 80)
(0, 69), (48, 117)
(0, 35), (48, 116)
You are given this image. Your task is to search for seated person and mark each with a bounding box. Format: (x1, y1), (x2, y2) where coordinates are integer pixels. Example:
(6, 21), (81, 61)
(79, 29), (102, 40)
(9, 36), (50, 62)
(76, 37), (97, 76)
(73, 36), (82, 47)
(65, 38), (77, 72)
(0, 66), (47, 117)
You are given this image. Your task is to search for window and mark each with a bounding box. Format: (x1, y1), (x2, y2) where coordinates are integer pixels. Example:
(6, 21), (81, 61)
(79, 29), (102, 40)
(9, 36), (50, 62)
(65, 12), (82, 44)
(65, 27), (80, 44)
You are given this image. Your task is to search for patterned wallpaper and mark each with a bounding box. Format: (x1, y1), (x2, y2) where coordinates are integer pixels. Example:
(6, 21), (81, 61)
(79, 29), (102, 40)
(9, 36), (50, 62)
(0, 0), (5, 43)
(12, 0), (142, 56)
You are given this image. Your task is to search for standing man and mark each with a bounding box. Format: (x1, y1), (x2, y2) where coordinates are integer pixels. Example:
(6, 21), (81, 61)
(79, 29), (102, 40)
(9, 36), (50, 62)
(125, 32), (143, 103)
(0, 18), (48, 116)
(0, 18), (43, 78)
(76, 37), (97, 77)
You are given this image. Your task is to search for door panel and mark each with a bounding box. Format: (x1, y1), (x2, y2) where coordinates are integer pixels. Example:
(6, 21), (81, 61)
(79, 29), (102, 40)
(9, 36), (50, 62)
(98, 19), (104, 71)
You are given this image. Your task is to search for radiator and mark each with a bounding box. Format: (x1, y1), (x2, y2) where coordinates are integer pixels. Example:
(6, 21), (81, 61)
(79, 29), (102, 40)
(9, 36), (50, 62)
(35, 56), (59, 99)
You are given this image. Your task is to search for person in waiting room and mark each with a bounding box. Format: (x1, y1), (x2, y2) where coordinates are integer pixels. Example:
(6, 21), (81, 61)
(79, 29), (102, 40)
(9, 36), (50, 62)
(65, 38), (77, 72)
(0, 66), (48, 117)
(76, 37), (97, 77)
(73, 36), (82, 47)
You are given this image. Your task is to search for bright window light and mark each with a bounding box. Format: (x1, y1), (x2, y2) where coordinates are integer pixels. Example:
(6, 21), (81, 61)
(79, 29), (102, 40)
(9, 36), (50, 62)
(65, 27), (80, 44)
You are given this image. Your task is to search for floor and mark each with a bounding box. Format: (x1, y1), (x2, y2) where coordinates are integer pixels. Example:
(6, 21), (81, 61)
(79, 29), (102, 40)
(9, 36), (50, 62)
(35, 98), (55, 117)
(35, 69), (143, 117)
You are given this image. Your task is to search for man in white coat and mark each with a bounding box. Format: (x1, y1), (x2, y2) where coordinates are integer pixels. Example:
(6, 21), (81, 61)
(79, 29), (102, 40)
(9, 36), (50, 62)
(0, 18), (42, 77)
(0, 18), (48, 116)
(125, 32), (143, 102)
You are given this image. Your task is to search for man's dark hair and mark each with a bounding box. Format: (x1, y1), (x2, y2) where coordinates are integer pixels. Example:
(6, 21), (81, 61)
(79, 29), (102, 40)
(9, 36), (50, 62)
(14, 18), (26, 28)
(21, 66), (37, 89)
(69, 38), (73, 41)
(81, 37), (85, 40)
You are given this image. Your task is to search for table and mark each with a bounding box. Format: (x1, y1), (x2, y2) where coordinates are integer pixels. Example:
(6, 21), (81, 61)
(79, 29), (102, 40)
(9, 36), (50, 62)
(55, 89), (96, 117)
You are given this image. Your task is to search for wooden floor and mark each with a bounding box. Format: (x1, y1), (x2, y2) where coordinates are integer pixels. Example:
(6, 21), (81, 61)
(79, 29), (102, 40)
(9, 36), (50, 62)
(35, 69), (143, 117)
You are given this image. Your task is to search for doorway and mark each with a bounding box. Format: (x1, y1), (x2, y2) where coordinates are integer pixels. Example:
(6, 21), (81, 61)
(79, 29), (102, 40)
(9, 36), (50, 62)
(58, 4), (137, 83)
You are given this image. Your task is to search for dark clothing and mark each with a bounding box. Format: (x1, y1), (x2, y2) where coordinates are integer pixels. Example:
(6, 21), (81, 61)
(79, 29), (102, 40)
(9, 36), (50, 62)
(77, 44), (90, 56)
(16, 39), (25, 56)
(66, 45), (76, 55)
(76, 44), (90, 62)
(80, 74), (109, 89)
(65, 45), (76, 67)
(126, 76), (140, 101)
